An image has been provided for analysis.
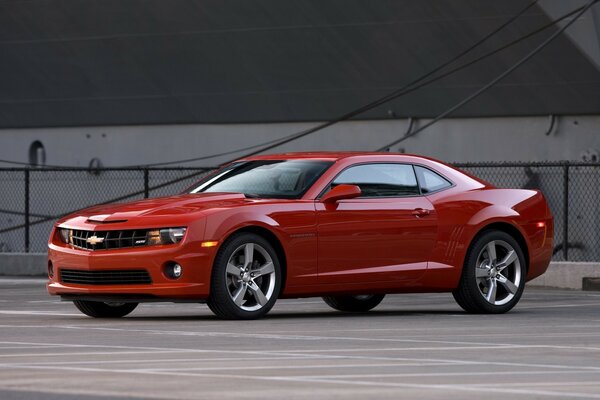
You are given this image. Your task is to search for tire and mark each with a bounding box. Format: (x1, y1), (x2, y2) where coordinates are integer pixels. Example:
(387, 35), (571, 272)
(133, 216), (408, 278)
(453, 230), (526, 314)
(207, 233), (281, 320)
(322, 294), (385, 312)
(73, 300), (138, 318)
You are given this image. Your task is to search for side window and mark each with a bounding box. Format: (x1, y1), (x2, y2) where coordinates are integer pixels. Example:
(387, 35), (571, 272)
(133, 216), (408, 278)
(331, 163), (419, 197)
(414, 166), (452, 194)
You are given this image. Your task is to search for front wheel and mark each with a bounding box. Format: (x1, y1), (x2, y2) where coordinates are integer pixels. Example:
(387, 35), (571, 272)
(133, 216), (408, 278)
(453, 230), (526, 314)
(207, 233), (281, 320)
(73, 300), (138, 318)
(322, 294), (385, 312)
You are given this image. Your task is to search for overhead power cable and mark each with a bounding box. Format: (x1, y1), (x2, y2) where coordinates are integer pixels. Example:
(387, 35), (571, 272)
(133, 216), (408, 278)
(0, 0), (584, 233)
(375, 0), (599, 151)
(0, 0), (539, 169)
(221, 0), (541, 163)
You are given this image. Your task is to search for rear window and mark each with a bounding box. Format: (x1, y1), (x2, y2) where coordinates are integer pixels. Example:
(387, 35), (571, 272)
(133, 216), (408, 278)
(414, 166), (452, 193)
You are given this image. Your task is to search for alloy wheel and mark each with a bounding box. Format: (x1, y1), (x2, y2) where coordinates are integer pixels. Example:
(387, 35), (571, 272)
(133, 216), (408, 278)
(225, 243), (276, 311)
(475, 239), (522, 306)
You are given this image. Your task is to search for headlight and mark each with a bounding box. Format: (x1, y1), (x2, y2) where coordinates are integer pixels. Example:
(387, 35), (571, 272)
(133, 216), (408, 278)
(146, 227), (187, 245)
(58, 228), (71, 244)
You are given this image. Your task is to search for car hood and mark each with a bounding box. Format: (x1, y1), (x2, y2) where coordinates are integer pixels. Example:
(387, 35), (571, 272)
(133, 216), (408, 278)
(58, 193), (251, 226)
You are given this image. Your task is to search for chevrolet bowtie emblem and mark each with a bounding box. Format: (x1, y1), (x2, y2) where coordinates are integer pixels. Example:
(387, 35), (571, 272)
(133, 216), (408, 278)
(86, 235), (105, 245)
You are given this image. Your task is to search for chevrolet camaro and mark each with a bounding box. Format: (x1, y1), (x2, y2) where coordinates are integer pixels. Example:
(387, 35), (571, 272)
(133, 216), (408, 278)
(47, 152), (553, 319)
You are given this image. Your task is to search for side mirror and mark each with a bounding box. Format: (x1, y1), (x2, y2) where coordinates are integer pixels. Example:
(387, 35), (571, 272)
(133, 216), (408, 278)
(321, 184), (361, 203)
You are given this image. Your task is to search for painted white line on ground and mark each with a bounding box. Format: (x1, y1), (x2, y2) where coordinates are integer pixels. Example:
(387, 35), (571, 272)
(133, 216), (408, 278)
(278, 370), (600, 380)
(519, 302), (600, 309)
(140, 362), (452, 373)
(466, 380), (600, 388)
(1, 340), (598, 373)
(0, 355), (354, 366)
(0, 310), (80, 316)
(2, 363), (599, 399)
(26, 300), (64, 304)
(264, 375), (600, 399)
(0, 279), (47, 284)
(57, 325), (600, 352)
(0, 350), (194, 358)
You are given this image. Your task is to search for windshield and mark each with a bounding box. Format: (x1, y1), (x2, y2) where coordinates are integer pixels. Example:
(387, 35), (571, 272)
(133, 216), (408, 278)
(189, 160), (333, 199)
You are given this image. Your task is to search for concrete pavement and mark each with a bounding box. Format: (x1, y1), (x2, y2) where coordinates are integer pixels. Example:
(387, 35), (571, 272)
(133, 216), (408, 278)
(0, 279), (599, 399)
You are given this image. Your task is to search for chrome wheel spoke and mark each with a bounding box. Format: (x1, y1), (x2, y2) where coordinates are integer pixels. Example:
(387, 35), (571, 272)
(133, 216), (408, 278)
(253, 262), (274, 278)
(243, 243), (254, 268)
(231, 284), (247, 306)
(247, 281), (268, 306)
(475, 239), (522, 306)
(486, 279), (497, 303)
(497, 274), (518, 294)
(226, 241), (276, 312)
(226, 262), (241, 278)
(497, 250), (517, 272)
(486, 241), (497, 264)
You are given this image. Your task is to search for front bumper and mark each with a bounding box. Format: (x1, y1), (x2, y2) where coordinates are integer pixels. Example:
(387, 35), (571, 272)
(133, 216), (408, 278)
(47, 241), (215, 300)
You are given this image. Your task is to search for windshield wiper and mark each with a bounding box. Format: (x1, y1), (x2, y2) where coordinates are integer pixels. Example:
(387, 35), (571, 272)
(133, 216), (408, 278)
(244, 193), (262, 199)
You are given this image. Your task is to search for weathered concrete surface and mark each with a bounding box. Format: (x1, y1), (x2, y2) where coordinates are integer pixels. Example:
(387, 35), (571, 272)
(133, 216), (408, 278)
(527, 262), (600, 290)
(0, 253), (46, 276)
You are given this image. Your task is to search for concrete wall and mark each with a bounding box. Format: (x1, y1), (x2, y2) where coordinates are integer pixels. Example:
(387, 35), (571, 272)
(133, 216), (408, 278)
(1, 115), (600, 168)
(0, 253), (47, 276)
(527, 262), (600, 290)
(2, 254), (599, 291)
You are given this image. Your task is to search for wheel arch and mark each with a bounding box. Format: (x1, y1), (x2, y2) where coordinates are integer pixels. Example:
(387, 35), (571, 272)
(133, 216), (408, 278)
(218, 225), (288, 297)
(469, 222), (530, 272)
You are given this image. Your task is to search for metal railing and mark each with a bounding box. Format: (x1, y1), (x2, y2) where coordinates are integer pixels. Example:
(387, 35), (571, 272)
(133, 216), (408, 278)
(0, 162), (598, 261)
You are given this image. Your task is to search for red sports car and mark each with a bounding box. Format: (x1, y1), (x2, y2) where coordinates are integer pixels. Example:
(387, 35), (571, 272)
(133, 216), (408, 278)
(47, 153), (553, 319)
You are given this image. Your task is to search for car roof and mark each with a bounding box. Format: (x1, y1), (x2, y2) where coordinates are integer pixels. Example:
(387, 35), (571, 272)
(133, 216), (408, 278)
(239, 152), (492, 190)
(240, 151), (439, 163)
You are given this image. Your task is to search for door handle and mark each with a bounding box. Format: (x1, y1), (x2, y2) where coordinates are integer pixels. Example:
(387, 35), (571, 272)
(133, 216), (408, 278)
(411, 208), (431, 217)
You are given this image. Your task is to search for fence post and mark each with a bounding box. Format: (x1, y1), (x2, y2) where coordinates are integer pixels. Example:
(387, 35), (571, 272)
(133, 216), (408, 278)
(24, 169), (30, 253)
(563, 163), (569, 261)
(143, 168), (149, 199)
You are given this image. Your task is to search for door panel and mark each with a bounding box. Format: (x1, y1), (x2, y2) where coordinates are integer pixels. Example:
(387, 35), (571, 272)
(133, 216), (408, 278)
(316, 196), (437, 284)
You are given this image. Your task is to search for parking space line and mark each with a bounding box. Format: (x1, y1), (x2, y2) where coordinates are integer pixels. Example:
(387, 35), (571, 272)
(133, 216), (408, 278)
(0, 356), (341, 366)
(2, 363), (599, 399)
(55, 325), (600, 352)
(519, 302), (600, 309)
(0, 310), (80, 316)
(139, 362), (451, 373)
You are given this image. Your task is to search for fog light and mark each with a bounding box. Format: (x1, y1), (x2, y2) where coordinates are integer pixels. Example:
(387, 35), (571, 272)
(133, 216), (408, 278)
(172, 264), (182, 278)
(47, 261), (54, 278)
(165, 262), (182, 279)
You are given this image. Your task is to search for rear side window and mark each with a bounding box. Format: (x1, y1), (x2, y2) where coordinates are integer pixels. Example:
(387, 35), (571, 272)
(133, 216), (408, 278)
(414, 166), (452, 194)
(331, 163), (419, 197)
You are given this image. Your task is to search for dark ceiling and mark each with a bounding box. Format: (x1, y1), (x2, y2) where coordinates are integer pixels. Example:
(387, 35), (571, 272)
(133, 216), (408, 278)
(1, 0), (599, 128)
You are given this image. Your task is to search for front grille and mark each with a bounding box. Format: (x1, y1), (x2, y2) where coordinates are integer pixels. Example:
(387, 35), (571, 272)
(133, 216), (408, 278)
(60, 269), (152, 285)
(69, 229), (151, 251)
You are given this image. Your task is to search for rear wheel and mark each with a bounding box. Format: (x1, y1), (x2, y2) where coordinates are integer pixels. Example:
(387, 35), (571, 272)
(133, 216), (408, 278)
(322, 294), (385, 312)
(207, 233), (281, 320)
(73, 300), (138, 318)
(453, 230), (526, 314)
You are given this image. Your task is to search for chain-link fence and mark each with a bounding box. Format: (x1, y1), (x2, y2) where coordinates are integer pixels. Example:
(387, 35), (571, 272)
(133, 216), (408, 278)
(0, 168), (212, 253)
(0, 162), (598, 261)
(457, 162), (599, 262)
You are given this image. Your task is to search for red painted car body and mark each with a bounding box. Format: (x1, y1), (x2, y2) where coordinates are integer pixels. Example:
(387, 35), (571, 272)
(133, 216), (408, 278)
(47, 153), (553, 304)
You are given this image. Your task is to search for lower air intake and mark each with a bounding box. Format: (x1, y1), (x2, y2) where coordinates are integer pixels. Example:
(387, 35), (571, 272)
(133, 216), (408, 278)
(60, 269), (152, 285)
